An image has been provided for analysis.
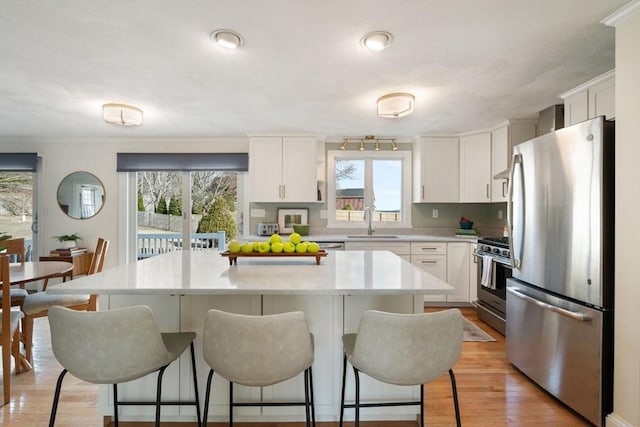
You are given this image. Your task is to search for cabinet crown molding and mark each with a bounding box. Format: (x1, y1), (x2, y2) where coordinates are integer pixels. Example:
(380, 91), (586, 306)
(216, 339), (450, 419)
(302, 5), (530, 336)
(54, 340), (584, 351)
(559, 69), (615, 99)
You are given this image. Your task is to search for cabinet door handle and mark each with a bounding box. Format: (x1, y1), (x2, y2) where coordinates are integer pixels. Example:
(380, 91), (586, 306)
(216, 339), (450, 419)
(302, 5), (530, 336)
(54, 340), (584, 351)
(502, 181), (507, 198)
(422, 185), (425, 200)
(419, 247), (438, 251)
(278, 185), (282, 199)
(486, 183), (490, 199)
(421, 260), (437, 264)
(282, 184), (286, 199)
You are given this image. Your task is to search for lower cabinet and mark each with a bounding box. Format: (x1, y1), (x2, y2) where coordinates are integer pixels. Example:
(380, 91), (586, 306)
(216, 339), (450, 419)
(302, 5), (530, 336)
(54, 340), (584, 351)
(410, 242), (447, 303)
(347, 240), (477, 306)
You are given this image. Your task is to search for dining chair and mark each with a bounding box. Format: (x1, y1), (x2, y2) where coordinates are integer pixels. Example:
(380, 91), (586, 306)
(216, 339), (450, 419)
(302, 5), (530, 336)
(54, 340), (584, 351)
(339, 309), (463, 427)
(0, 238), (29, 309)
(48, 305), (201, 426)
(202, 309), (315, 426)
(1, 255), (24, 404)
(20, 237), (109, 364)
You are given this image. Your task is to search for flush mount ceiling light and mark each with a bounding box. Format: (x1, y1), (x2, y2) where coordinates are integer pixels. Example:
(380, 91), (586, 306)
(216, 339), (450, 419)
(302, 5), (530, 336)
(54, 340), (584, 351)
(341, 135), (398, 151)
(377, 93), (415, 118)
(102, 103), (143, 126)
(360, 31), (393, 51)
(209, 29), (244, 49)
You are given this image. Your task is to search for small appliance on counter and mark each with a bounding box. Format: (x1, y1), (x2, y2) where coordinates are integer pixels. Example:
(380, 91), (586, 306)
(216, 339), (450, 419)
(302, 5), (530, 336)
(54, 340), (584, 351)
(257, 222), (279, 236)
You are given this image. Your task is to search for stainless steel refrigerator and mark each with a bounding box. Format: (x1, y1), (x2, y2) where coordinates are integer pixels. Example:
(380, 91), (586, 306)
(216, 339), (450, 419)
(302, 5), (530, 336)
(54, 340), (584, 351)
(506, 116), (614, 426)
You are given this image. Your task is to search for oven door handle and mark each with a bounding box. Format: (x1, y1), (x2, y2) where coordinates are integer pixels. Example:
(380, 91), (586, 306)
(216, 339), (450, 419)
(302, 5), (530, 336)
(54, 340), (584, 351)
(507, 288), (591, 322)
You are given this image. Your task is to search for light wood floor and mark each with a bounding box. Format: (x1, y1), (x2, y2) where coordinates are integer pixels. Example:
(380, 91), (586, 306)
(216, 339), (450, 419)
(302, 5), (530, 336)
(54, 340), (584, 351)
(0, 308), (591, 426)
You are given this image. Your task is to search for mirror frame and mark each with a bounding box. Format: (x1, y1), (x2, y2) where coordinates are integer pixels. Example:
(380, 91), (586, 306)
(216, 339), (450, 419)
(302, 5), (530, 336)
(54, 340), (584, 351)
(56, 171), (105, 220)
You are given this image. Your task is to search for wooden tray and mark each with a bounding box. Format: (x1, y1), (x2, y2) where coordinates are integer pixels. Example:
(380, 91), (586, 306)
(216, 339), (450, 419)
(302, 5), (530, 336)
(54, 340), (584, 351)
(221, 250), (328, 265)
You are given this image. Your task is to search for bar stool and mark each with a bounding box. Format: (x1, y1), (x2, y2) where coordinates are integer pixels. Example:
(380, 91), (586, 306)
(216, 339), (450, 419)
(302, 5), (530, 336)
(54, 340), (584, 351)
(47, 305), (201, 427)
(340, 309), (463, 427)
(202, 309), (315, 426)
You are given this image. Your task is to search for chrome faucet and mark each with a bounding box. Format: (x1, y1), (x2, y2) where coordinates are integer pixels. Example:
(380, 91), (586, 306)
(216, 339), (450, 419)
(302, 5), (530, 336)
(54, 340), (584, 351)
(363, 206), (374, 236)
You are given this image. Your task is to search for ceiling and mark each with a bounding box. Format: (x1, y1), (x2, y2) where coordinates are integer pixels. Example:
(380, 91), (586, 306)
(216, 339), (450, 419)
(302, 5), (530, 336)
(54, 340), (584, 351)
(0, 0), (628, 141)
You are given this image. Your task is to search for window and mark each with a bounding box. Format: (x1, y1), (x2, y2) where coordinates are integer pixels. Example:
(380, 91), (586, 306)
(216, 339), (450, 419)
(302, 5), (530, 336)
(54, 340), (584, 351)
(327, 150), (411, 228)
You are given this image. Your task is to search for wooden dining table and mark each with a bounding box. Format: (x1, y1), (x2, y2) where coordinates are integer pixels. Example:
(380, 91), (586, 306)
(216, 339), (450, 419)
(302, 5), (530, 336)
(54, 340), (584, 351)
(8, 260), (73, 372)
(9, 260), (74, 288)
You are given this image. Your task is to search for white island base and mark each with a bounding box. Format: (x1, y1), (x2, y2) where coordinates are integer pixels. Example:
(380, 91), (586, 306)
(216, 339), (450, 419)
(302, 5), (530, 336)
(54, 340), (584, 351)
(48, 251), (452, 424)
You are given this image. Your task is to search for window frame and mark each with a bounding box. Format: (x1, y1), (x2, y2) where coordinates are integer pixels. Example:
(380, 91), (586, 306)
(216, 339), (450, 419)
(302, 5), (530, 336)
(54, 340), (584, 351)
(326, 150), (412, 229)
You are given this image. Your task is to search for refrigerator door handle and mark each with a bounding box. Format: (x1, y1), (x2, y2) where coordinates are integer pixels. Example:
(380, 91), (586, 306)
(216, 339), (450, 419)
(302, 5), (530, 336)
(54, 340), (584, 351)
(507, 153), (523, 268)
(508, 288), (592, 322)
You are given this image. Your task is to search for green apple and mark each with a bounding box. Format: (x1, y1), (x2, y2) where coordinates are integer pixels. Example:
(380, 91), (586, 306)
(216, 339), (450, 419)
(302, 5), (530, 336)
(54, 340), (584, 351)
(289, 232), (302, 245)
(307, 242), (320, 253)
(240, 242), (253, 254)
(228, 240), (241, 253)
(269, 234), (282, 244)
(258, 241), (271, 253)
(283, 241), (295, 253)
(295, 242), (308, 253)
(271, 241), (284, 253)
(252, 241), (261, 252)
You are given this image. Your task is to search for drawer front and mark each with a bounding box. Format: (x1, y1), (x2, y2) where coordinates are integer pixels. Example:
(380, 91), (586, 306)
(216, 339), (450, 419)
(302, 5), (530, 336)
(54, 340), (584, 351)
(410, 242), (447, 255)
(345, 242), (411, 256)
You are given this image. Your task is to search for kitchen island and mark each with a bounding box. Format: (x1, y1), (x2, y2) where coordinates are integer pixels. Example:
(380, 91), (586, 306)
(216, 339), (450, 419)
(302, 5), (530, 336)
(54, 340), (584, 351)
(48, 250), (453, 424)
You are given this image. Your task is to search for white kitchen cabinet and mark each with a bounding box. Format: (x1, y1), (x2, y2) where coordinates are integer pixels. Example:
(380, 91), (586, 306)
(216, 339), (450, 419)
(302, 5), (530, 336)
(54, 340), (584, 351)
(345, 241), (411, 261)
(459, 132), (491, 203)
(413, 137), (459, 202)
(563, 91), (589, 127)
(446, 242), (470, 302)
(491, 121), (537, 202)
(560, 70), (615, 127)
(249, 136), (318, 202)
(410, 242), (447, 303)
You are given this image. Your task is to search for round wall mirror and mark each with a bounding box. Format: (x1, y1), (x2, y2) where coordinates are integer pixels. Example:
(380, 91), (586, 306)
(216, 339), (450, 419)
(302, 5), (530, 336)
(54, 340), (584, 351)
(57, 171), (105, 219)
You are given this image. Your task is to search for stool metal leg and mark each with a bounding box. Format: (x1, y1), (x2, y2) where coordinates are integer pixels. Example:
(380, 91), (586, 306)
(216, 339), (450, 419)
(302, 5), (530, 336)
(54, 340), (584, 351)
(48, 369), (68, 427)
(155, 365), (168, 427)
(113, 384), (119, 426)
(449, 369), (462, 427)
(309, 366), (316, 427)
(420, 383), (425, 427)
(203, 369), (215, 427)
(304, 369), (311, 427)
(189, 342), (202, 427)
(339, 354), (347, 427)
(353, 367), (360, 427)
(229, 381), (234, 426)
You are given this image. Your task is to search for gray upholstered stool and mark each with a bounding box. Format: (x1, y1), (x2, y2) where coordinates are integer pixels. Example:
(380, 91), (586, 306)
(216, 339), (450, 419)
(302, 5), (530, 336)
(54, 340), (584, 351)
(340, 309), (463, 427)
(202, 309), (315, 426)
(47, 305), (201, 427)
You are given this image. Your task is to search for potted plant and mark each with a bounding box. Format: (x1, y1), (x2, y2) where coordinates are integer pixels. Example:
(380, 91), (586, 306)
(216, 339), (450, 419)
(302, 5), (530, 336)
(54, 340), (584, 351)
(53, 233), (83, 249)
(0, 231), (12, 251)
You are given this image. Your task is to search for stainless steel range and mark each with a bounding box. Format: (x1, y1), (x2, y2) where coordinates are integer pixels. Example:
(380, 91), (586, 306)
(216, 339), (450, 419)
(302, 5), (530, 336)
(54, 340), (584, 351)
(474, 236), (512, 334)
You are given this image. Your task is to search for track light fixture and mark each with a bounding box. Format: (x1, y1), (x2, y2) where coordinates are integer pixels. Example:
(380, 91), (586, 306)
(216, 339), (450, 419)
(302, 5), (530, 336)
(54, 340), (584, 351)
(340, 135), (399, 151)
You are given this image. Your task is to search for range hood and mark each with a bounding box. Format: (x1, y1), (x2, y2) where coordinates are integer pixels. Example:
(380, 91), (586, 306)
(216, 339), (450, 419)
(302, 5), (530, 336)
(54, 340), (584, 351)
(494, 105), (565, 180)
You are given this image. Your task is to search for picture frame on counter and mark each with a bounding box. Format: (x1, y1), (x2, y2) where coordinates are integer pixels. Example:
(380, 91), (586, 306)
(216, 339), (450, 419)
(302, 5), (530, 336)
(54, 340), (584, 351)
(277, 208), (308, 234)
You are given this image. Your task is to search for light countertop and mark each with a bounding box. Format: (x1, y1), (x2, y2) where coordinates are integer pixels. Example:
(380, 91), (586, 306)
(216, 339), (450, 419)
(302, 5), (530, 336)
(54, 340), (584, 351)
(247, 234), (478, 243)
(46, 250), (454, 296)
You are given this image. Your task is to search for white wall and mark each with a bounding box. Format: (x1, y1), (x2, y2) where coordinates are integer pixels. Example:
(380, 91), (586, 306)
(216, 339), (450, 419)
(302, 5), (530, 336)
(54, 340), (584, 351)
(611, 6), (640, 427)
(0, 137), (248, 268)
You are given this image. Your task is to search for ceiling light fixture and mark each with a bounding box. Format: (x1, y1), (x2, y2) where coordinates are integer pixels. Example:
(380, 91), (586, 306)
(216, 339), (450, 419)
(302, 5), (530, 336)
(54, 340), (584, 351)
(341, 135), (399, 151)
(360, 31), (393, 51)
(377, 93), (415, 118)
(210, 29), (244, 49)
(102, 103), (143, 126)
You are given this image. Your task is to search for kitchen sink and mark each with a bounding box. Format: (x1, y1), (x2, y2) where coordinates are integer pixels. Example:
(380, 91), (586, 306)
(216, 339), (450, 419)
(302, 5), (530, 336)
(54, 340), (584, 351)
(346, 235), (398, 238)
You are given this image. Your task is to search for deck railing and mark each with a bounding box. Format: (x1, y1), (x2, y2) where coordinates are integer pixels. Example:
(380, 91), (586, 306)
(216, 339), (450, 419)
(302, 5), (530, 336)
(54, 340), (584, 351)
(137, 232), (226, 260)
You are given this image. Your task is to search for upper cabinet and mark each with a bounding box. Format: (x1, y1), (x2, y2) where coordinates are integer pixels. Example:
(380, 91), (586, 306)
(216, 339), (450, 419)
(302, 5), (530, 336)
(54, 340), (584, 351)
(459, 132), (491, 203)
(560, 70), (615, 127)
(413, 137), (459, 202)
(490, 121), (537, 202)
(249, 136), (318, 202)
